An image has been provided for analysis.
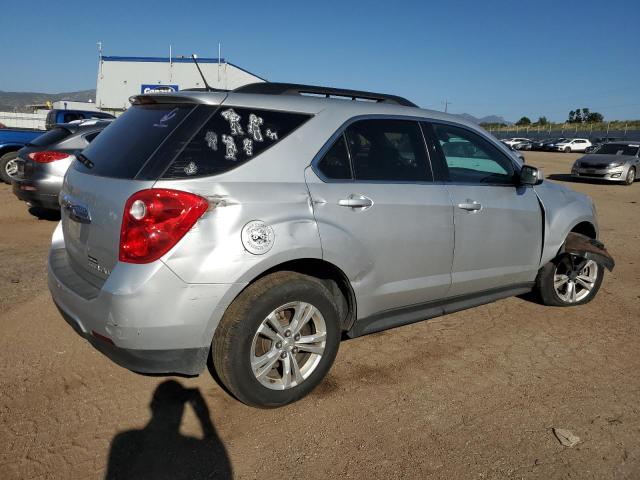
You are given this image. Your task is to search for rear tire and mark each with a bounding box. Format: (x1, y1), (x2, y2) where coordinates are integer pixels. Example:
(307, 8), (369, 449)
(0, 151), (18, 184)
(624, 167), (636, 185)
(535, 253), (603, 307)
(212, 271), (341, 408)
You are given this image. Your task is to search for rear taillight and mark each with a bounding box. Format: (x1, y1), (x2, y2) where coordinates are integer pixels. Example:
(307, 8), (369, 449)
(28, 151), (71, 163)
(119, 189), (208, 264)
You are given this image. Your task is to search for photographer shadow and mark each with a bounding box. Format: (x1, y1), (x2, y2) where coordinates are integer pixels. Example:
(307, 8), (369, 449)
(105, 380), (232, 480)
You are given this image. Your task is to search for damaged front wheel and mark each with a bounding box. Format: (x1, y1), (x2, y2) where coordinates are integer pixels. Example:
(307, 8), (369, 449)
(536, 253), (604, 307)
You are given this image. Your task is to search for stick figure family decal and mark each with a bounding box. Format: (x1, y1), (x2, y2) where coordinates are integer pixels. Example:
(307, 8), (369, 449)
(204, 109), (278, 162)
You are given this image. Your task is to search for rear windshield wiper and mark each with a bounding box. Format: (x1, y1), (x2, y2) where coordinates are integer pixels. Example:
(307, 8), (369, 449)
(76, 152), (94, 169)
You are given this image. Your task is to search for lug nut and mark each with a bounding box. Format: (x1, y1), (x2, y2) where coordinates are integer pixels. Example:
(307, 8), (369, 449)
(280, 351), (287, 359)
(284, 330), (292, 337)
(294, 334), (301, 341)
(275, 341), (282, 349)
(292, 347), (299, 354)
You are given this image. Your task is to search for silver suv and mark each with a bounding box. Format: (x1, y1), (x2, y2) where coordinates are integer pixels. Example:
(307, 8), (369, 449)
(48, 83), (613, 407)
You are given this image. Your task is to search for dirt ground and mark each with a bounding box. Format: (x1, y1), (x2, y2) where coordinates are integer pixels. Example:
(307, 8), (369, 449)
(1, 151), (639, 480)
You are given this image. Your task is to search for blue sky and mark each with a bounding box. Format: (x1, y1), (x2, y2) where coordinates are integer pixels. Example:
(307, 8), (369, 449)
(1, 0), (639, 121)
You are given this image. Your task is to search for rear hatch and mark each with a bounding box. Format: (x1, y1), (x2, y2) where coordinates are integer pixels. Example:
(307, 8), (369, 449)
(59, 96), (224, 286)
(18, 126), (73, 178)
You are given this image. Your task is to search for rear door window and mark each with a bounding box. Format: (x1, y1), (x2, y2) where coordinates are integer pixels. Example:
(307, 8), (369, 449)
(75, 104), (193, 178)
(316, 134), (352, 180)
(63, 113), (84, 123)
(161, 107), (311, 178)
(344, 119), (432, 182)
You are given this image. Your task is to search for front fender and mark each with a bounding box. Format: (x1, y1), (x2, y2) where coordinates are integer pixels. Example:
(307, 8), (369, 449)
(534, 181), (598, 266)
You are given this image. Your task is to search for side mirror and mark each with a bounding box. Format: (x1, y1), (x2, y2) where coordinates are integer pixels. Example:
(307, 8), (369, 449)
(519, 165), (543, 185)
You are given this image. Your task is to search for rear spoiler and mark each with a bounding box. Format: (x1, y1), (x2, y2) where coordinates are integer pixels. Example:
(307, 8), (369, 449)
(129, 94), (206, 105)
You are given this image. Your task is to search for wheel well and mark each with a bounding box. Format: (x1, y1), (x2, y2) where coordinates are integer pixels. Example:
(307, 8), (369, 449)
(570, 221), (597, 239)
(0, 147), (20, 158)
(256, 259), (356, 331)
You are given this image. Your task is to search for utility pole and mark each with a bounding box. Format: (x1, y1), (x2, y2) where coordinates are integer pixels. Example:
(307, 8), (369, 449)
(443, 99), (452, 113)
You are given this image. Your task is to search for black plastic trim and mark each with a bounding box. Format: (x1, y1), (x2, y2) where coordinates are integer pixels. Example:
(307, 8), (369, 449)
(347, 283), (534, 337)
(233, 82), (418, 107)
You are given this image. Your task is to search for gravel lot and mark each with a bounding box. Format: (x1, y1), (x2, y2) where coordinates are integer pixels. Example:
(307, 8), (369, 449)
(1, 151), (638, 480)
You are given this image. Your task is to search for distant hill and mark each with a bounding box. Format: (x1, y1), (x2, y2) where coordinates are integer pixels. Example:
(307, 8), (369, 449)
(457, 113), (513, 126)
(0, 90), (96, 112)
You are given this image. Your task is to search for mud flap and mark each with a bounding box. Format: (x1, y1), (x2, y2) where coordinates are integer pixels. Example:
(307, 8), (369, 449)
(561, 232), (615, 272)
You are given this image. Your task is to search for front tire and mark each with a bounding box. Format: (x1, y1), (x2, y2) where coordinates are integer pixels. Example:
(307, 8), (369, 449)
(535, 253), (603, 307)
(624, 167), (636, 185)
(564, 147), (571, 153)
(212, 271), (341, 408)
(0, 151), (19, 184)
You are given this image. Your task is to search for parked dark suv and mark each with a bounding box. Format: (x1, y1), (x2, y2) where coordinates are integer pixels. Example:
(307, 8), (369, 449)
(12, 120), (111, 211)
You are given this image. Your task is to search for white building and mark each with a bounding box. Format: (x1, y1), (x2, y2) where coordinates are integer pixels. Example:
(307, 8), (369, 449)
(95, 55), (265, 112)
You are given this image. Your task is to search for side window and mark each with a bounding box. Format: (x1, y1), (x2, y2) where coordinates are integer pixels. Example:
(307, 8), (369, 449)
(63, 113), (83, 123)
(84, 132), (100, 143)
(317, 134), (352, 180)
(344, 119), (432, 182)
(431, 123), (515, 185)
(162, 107), (311, 178)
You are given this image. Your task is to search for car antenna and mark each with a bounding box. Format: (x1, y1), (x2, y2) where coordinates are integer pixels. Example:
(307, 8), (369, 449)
(191, 54), (213, 91)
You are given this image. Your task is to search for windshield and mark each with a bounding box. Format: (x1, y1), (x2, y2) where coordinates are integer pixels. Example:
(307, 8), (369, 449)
(595, 143), (640, 156)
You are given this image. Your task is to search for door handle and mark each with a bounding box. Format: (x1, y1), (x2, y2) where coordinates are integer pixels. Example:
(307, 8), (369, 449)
(338, 194), (373, 209)
(457, 200), (482, 212)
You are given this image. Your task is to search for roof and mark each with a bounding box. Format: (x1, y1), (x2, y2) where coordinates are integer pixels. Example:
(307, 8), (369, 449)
(134, 89), (483, 132)
(100, 55), (267, 81)
(57, 119), (113, 133)
(101, 55), (225, 64)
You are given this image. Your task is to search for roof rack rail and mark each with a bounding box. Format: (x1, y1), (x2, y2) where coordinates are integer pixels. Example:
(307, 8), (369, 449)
(232, 82), (418, 108)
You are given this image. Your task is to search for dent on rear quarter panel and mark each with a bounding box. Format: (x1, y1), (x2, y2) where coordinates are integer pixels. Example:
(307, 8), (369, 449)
(534, 181), (598, 266)
(155, 179), (323, 287)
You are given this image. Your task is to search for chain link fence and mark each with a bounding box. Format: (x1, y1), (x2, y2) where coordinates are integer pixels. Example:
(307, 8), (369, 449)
(486, 123), (640, 141)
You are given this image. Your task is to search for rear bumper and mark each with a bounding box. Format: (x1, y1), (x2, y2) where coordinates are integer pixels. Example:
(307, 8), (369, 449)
(55, 302), (209, 375)
(48, 224), (246, 375)
(12, 178), (61, 209)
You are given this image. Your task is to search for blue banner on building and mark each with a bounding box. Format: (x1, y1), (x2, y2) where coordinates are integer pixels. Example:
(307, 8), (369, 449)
(140, 84), (179, 94)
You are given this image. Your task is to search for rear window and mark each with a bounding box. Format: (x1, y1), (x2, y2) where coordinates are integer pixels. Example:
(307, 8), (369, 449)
(30, 127), (72, 147)
(75, 104), (193, 178)
(161, 107), (311, 178)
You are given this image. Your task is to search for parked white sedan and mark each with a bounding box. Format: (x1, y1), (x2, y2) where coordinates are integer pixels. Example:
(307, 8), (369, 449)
(556, 138), (592, 153)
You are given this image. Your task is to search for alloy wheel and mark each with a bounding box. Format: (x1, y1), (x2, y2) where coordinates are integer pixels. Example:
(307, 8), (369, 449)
(4, 158), (18, 178)
(250, 301), (327, 390)
(553, 256), (598, 303)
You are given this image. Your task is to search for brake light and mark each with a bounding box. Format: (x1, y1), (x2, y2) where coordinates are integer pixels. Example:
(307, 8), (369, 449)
(119, 189), (208, 264)
(28, 151), (71, 163)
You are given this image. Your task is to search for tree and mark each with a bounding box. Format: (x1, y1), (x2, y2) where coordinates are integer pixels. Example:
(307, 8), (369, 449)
(586, 112), (604, 123)
(516, 116), (531, 126)
(581, 108), (590, 120)
(568, 110), (575, 123)
(573, 108), (583, 123)
(537, 116), (549, 126)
